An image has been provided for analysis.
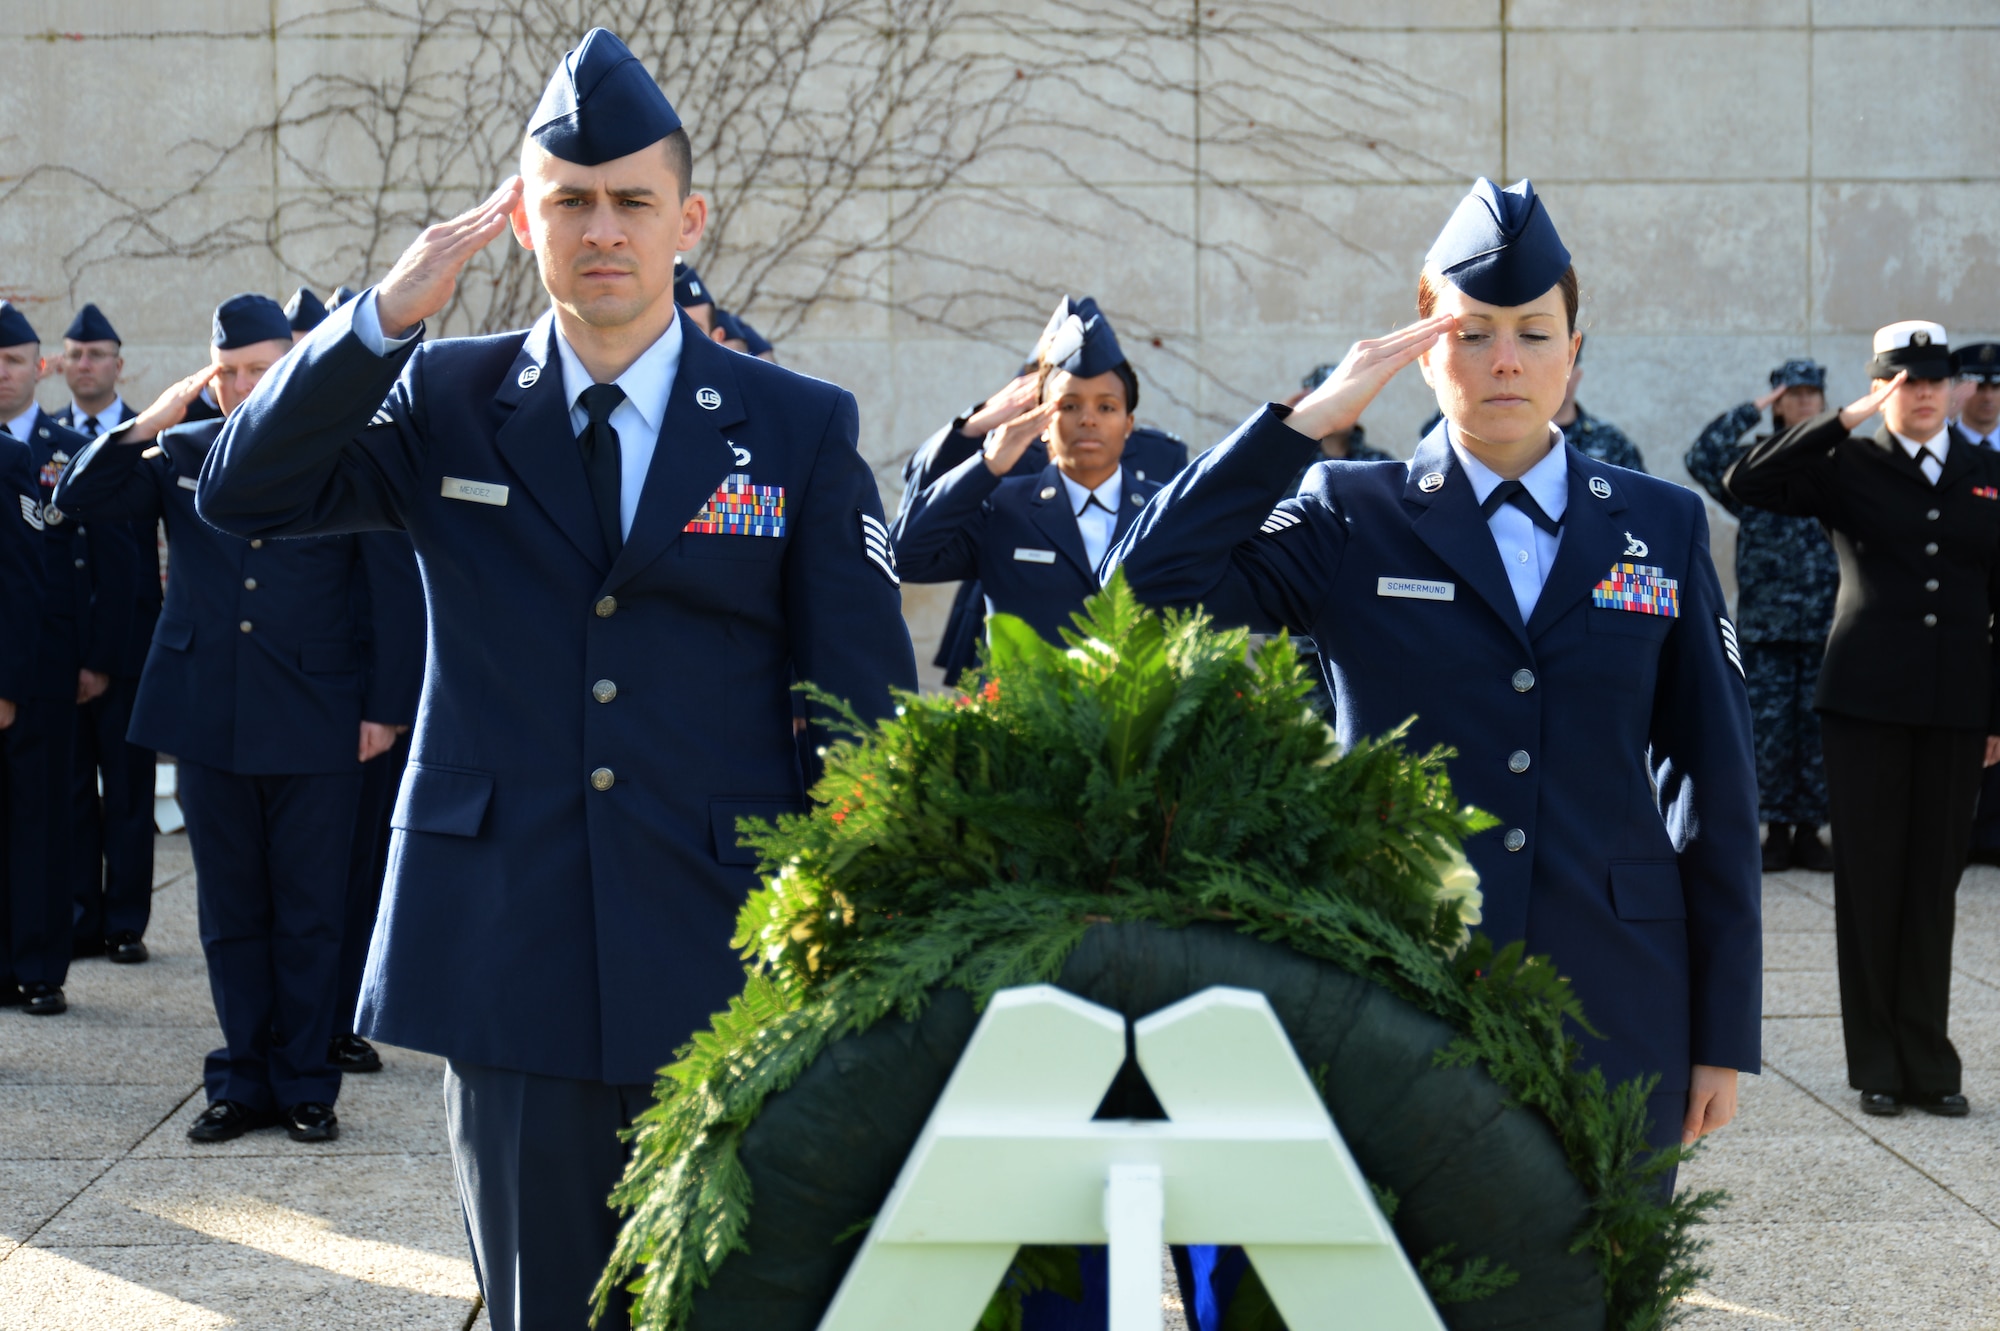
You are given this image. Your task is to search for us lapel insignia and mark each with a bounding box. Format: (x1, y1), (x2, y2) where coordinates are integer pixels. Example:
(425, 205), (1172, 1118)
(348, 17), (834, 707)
(1622, 531), (1649, 558)
(696, 387), (722, 410)
(1589, 476), (1613, 499)
(517, 364), (540, 389)
(1418, 471), (1444, 493)
(1593, 562), (1680, 617)
(684, 473), (785, 537)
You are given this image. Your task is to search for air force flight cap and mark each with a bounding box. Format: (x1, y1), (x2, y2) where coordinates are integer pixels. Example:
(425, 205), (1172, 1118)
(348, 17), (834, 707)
(1957, 342), (2000, 384)
(285, 287), (328, 333)
(714, 308), (773, 357)
(64, 303), (120, 345)
(1769, 358), (1826, 390)
(527, 28), (681, 166)
(212, 293), (294, 350)
(1425, 178), (1572, 308)
(0, 301), (39, 348)
(1035, 296), (1125, 379)
(674, 260), (714, 309)
(327, 285), (359, 312)
(1869, 320), (1953, 381)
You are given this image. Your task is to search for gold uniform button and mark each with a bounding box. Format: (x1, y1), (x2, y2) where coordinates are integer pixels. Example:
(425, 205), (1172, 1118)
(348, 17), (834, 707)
(239, 620), (253, 633)
(244, 577), (257, 591)
(590, 767), (615, 791)
(594, 595), (617, 617)
(592, 679), (617, 703)
(249, 539), (263, 549)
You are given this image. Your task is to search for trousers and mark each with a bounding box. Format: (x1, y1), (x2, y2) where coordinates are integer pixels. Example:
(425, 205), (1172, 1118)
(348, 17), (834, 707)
(1744, 641), (1827, 826)
(338, 731), (410, 1032)
(3, 698), (77, 988)
(442, 1060), (653, 1331)
(71, 674), (156, 942)
(1820, 714), (1983, 1094)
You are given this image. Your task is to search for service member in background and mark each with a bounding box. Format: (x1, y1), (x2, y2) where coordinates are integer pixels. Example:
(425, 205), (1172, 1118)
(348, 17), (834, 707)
(1958, 344), (2000, 862)
(893, 297), (1164, 646)
(1726, 321), (2000, 1119)
(192, 31), (916, 1330)
(56, 304), (160, 963)
(674, 257), (717, 334)
(1685, 359), (1838, 874)
(0, 302), (138, 1015)
(285, 288), (328, 342)
(55, 293), (422, 1141)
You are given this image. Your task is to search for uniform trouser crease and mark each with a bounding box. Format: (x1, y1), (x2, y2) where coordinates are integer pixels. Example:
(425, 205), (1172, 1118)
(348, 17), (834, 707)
(3, 699), (77, 987)
(72, 674), (156, 941)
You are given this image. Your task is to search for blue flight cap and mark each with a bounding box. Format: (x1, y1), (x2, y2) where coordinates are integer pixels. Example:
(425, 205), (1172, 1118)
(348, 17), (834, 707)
(714, 308), (773, 357)
(1425, 178), (1572, 308)
(212, 293), (293, 350)
(64, 303), (120, 345)
(327, 285), (359, 312)
(1034, 296), (1125, 379)
(0, 301), (39, 348)
(285, 287), (328, 333)
(527, 28), (682, 167)
(1769, 358), (1826, 391)
(674, 260), (714, 309)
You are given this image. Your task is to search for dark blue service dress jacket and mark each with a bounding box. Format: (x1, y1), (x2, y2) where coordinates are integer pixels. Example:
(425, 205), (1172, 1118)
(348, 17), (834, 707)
(53, 418), (420, 773)
(1108, 409), (1763, 1091)
(58, 402), (160, 679)
(894, 457), (1162, 645)
(0, 438), (46, 703)
(17, 410), (139, 701)
(192, 299), (918, 1085)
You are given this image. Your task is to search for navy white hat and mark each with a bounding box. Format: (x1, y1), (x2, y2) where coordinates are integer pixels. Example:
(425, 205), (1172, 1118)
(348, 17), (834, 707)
(1769, 358), (1826, 390)
(1957, 342), (2000, 384)
(1034, 296), (1125, 379)
(326, 285), (359, 312)
(1425, 178), (1572, 308)
(64, 303), (120, 345)
(674, 260), (714, 309)
(1868, 320), (1952, 380)
(0, 301), (39, 348)
(285, 287), (328, 333)
(212, 293), (293, 350)
(527, 28), (681, 167)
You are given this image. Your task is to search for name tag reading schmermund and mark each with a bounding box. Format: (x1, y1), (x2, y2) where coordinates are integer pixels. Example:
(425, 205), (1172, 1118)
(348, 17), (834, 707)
(442, 477), (509, 506)
(1377, 576), (1454, 602)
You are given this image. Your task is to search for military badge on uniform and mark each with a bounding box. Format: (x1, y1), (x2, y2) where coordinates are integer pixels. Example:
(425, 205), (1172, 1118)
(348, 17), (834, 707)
(1592, 563), (1680, 617)
(1718, 615), (1744, 678)
(1622, 531), (1649, 558)
(1260, 506), (1302, 535)
(517, 365), (540, 389)
(730, 442), (752, 467)
(1418, 472), (1444, 493)
(17, 493), (44, 531)
(696, 387), (722, 410)
(39, 453), (68, 489)
(1589, 476), (1612, 500)
(684, 473), (785, 537)
(1975, 486), (1999, 500)
(858, 511), (898, 585)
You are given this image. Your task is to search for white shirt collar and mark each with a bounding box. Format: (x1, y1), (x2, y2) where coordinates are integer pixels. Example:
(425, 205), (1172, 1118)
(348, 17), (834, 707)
(551, 313), (683, 437)
(4, 402), (40, 443)
(1449, 424), (1570, 519)
(70, 396), (123, 428)
(1892, 425), (1950, 462)
(1059, 466), (1123, 516)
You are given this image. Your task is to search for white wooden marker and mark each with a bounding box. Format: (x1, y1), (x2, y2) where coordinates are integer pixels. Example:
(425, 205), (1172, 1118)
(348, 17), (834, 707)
(815, 984), (1444, 1331)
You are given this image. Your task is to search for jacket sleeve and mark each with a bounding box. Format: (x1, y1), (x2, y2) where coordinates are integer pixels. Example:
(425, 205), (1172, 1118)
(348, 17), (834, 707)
(1105, 405), (1341, 634)
(1682, 402), (1762, 516)
(0, 446), (45, 702)
(1722, 407), (1850, 521)
(897, 420), (984, 516)
(784, 388), (919, 736)
(51, 424), (167, 525)
(1650, 497), (1763, 1073)
(890, 452), (1002, 584)
(356, 531), (427, 726)
(196, 292), (423, 537)
(79, 514), (141, 677)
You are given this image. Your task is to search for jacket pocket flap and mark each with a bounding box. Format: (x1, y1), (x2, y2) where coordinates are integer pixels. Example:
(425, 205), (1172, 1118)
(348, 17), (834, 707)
(154, 617), (194, 651)
(392, 763), (494, 837)
(300, 639), (358, 673)
(710, 798), (805, 866)
(1610, 860), (1685, 921)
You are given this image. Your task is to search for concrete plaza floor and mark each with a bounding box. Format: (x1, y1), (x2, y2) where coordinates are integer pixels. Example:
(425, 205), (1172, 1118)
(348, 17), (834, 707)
(2, 839), (1997, 1328)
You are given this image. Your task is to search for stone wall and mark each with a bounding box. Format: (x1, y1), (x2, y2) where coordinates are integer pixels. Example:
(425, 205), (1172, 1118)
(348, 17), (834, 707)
(6, 2), (1997, 679)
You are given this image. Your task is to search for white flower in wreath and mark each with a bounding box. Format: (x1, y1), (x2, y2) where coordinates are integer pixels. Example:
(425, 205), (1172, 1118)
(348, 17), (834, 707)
(1430, 844), (1483, 954)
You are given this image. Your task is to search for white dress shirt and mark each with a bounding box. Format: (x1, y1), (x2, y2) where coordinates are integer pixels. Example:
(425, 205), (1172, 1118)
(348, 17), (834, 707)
(1449, 426), (1569, 624)
(355, 290), (684, 539)
(1891, 426), (1950, 485)
(1957, 422), (2000, 450)
(3, 403), (39, 442)
(1060, 468), (1123, 576)
(67, 396), (125, 438)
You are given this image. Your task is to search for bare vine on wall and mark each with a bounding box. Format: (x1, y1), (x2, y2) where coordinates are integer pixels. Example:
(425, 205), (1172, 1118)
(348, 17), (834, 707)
(5, 0), (1454, 431)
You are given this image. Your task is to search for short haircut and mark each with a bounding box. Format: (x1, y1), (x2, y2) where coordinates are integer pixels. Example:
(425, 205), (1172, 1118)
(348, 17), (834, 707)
(1039, 358), (1141, 413)
(1417, 263), (1581, 335)
(662, 128), (692, 201)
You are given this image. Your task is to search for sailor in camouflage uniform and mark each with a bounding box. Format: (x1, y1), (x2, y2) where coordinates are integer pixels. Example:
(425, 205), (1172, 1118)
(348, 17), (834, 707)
(1685, 359), (1838, 872)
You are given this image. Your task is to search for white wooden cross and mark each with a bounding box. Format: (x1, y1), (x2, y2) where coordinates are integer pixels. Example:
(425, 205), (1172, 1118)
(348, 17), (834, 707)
(816, 984), (1445, 1331)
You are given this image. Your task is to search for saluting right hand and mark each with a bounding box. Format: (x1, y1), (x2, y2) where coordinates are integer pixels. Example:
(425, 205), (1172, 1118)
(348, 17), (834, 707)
(1284, 314), (1457, 442)
(1753, 384), (1787, 414)
(375, 177), (525, 339)
(1838, 370), (1907, 431)
(963, 374), (1040, 438)
(124, 363), (222, 445)
(983, 400), (1059, 477)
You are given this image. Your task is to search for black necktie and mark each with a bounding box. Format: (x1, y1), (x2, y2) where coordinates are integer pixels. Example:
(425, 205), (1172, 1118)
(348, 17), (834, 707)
(1915, 448), (1941, 477)
(1479, 479), (1561, 535)
(1077, 494), (1114, 518)
(577, 382), (625, 557)
(80, 416), (98, 437)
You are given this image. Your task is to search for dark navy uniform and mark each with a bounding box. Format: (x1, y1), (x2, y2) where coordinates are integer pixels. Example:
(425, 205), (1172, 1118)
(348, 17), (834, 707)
(1686, 399), (1839, 837)
(0, 435), (49, 1005)
(55, 415), (419, 1109)
(894, 456), (1162, 644)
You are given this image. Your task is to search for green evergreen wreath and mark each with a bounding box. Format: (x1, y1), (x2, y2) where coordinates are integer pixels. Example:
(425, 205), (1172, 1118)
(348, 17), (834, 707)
(596, 574), (1721, 1331)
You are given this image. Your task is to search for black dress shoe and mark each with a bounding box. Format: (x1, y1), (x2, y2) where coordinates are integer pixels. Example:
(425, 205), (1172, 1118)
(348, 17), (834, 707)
(1761, 826), (1792, 873)
(1860, 1091), (1903, 1116)
(283, 1102), (340, 1142)
(188, 1100), (274, 1143)
(328, 1033), (383, 1073)
(1909, 1092), (1971, 1117)
(1791, 825), (1835, 873)
(20, 983), (66, 1015)
(106, 932), (149, 964)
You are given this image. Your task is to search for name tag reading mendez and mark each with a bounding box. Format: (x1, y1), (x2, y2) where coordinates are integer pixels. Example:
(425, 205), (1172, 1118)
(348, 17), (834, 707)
(1014, 547), (1057, 564)
(442, 477), (509, 506)
(1377, 576), (1455, 602)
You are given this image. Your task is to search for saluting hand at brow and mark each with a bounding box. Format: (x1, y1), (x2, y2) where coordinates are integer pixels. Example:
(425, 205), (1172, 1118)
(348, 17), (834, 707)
(1284, 315), (1458, 443)
(1838, 370), (1907, 432)
(375, 177), (525, 339)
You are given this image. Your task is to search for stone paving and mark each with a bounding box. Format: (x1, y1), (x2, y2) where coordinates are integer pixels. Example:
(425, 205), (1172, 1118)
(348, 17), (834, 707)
(2, 838), (1997, 1328)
